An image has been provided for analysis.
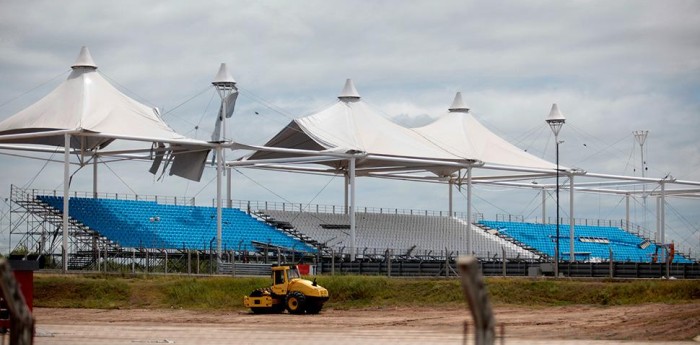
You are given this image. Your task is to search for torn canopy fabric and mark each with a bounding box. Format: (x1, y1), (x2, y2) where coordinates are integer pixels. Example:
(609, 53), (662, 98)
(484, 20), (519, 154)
(168, 145), (210, 182)
(211, 91), (238, 142)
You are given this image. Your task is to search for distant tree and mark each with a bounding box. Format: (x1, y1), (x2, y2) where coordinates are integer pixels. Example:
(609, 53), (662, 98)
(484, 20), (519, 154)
(10, 245), (29, 256)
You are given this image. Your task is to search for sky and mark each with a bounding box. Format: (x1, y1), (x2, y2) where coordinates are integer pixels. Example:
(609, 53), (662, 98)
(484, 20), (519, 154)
(0, 0), (699, 256)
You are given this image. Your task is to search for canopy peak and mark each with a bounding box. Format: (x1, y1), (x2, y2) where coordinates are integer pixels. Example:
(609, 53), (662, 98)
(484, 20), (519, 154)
(546, 103), (566, 123)
(71, 46), (97, 69)
(338, 79), (361, 101)
(448, 92), (469, 113)
(212, 63), (236, 86)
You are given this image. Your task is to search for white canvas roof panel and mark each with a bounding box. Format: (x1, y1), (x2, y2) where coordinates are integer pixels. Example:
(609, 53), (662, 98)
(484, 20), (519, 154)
(413, 92), (557, 171)
(249, 79), (467, 174)
(0, 47), (198, 149)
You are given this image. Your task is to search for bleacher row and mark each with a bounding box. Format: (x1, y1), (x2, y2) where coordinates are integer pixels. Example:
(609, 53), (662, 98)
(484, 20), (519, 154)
(36, 195), (692, 263)
(478, 220), (692, 263)
(37, 195), (314, 253)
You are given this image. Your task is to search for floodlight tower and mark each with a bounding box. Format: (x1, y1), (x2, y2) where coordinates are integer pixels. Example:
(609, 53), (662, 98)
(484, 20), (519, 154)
(546, 103), (565, 277)
(212, 63), (237, 268)
(633, 130), (648, 236)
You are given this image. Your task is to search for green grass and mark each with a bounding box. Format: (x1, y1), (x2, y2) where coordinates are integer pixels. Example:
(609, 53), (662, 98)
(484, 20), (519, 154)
(33, 274), (700, 310)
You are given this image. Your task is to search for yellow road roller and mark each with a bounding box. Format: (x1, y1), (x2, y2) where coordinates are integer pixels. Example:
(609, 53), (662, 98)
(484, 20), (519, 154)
(243, 265), (329, 314)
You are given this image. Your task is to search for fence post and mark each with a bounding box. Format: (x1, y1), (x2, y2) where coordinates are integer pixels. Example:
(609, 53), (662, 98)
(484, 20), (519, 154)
(445, 251), (450, 278)
(187, 250), (191, 275)
(387, 249), (392, 277)
(96, 242), (101, 272)
(502, 247), (506, 277)
(609, 248), (614, 278)
(104, 244), (108, 273)
(331, 248), (335, 276)
(457, 256), (496, 345)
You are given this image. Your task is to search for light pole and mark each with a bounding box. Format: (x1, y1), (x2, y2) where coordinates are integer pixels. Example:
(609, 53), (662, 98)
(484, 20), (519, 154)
(546, 103), (565, 277)
(633, 130), (648, 234)
(212, 63), (237, 269)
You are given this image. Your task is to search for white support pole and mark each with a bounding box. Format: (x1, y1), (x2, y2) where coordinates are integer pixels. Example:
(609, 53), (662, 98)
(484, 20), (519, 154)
(349, 157), (356, 261)
(62, 133), (70, 273)
(660, 181), (665, 244)
(466, 166), (473, 256)
(541, 188), (546, 224)
(625, 193), (630, 231)
(226, 167), (232, 208)
(216, 145), (223, 267)
(655, 196), (661, 243)
(212, 63), (236, 212)
(222, 91), (229, 208)
(569, 174), (575, 263)
(344, 174), (349, 215)
(555, 137), (560, 277)
(448, 179), (453, 216)
(92, 153), (98, 198)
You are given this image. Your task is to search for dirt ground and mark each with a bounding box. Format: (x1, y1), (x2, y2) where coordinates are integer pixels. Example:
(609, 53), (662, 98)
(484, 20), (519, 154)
(34, 303), (700, 342)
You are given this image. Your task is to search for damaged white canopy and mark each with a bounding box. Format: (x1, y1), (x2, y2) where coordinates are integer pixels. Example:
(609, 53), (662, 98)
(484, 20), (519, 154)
(0, 46), (212, 182)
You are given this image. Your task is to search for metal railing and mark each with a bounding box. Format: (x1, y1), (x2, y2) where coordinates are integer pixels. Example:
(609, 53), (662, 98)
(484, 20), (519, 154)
(24, 186), (195, 206)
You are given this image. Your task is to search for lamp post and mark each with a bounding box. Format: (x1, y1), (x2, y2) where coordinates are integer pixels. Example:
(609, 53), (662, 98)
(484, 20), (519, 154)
(212, 63), (237, 269)
(633, 130), (648, 234)
(546, 103), (565, 277)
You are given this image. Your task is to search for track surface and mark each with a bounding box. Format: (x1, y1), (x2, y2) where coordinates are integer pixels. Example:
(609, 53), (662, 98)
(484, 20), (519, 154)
(33, 304), (700, 344)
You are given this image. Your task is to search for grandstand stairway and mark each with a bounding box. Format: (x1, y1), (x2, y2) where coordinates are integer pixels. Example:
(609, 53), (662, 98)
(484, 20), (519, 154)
(251, 210), (332, 256)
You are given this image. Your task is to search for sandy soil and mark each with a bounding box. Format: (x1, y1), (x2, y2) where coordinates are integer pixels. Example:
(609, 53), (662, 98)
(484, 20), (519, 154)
(34, 303), (700, 342)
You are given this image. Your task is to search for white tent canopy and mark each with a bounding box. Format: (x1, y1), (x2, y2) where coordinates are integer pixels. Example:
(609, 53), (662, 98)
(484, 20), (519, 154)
(246, 79), (475, 176)
(0, 47), (204, 151)
(413, 92), (558, 171)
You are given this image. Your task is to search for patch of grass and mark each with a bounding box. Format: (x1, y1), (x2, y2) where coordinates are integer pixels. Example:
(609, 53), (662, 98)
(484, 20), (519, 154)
(34, 274), (131, 309)
(32, 274), (700, 310)
(160, 277), (268, 309)
(486, 278), (700, 306)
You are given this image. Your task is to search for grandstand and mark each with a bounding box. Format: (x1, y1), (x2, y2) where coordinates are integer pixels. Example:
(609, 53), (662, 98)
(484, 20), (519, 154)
(5, 186), (699, 277)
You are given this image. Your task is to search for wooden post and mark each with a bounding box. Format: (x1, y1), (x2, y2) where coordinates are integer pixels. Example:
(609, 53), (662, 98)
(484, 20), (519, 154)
(0, 259), (35, 345)
(457, 256), (495, 345)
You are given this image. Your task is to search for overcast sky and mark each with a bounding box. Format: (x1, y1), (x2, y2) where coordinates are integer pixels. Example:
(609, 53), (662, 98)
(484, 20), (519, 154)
(1, 1), (699, 256)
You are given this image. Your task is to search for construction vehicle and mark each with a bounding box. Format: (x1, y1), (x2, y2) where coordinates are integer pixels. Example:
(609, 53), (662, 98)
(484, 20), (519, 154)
(243, 265), (329, 314)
